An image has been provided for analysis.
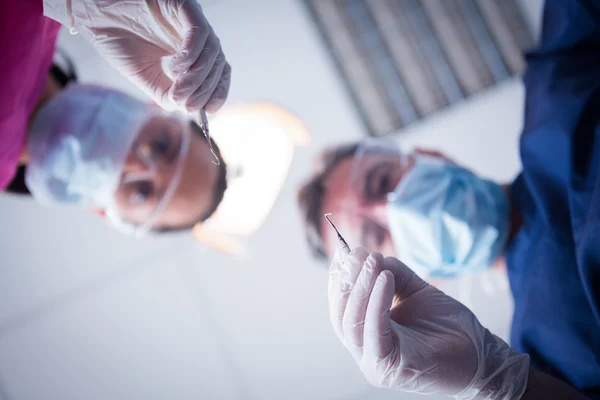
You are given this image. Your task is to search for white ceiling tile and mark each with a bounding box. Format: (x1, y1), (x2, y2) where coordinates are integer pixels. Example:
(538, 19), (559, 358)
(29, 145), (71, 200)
(0, 261), (242, 400)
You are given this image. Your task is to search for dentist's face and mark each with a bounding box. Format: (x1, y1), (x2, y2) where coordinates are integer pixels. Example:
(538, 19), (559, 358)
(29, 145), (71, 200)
(26, 84), (226, 234)
(319, 153), (410, 258)
(113, 116), (219, 231)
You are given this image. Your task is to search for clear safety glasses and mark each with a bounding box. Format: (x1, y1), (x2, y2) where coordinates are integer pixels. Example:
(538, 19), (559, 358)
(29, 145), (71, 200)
(348, 138), (415, 205)
(316, 139), (414, 252)
(346, 139), (457, 223)
(106, 113), (191, 237)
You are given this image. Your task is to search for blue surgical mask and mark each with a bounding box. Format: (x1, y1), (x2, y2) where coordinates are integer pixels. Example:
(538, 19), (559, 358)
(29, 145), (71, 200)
(386, 156), (510, 278)
(26, 85), (152, 209)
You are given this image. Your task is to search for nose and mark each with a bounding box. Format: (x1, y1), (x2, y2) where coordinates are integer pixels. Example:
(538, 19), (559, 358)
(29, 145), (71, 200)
(120, 147), (159, 185)
(121, 150), (148, 175)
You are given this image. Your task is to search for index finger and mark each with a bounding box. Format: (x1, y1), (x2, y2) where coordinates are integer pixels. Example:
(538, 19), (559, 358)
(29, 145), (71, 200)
(328, 247), (368, 341)
(342, 252), (384, 361)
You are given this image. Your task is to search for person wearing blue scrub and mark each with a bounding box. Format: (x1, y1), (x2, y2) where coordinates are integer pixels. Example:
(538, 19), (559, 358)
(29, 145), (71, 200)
(506, 0), (600, 396)
(301, 0), (600, 397)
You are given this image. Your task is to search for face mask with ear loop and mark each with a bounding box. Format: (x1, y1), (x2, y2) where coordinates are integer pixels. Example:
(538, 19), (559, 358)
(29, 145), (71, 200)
(26, 84), (190, 238)
(347, 139), (513, 325)
(386, 154), (511, 278)
(387, 152), (513, 333)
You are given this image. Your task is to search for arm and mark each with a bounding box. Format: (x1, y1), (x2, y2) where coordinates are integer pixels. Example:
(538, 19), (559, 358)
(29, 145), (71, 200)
(521, 369), (591, 400)
(523, 0), (600, 128)
(329, 248), (593, 400)
(516, 0), (600, 236)
(42, 0), (231, 118)
(533, 0), (600, 54)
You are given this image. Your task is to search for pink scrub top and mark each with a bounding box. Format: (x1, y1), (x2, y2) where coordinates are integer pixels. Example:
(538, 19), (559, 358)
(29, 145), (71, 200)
(0, 1), (60, 189)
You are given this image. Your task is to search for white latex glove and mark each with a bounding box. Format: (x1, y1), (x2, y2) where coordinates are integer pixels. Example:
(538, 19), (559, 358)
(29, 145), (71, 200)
(329, 247), (530, 400)
(43, 0), (231, 117)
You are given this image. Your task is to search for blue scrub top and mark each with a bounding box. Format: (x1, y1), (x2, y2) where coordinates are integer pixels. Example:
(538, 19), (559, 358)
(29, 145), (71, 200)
(506, 0), (600, 397)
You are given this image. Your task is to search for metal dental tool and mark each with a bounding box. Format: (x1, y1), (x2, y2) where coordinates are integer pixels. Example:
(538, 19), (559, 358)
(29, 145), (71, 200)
(324, 213), (351, 257)
(199, 109), (220, 166)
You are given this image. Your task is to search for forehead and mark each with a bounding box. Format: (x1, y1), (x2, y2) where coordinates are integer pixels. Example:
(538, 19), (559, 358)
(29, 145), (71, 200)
(319, 157), (358, 250)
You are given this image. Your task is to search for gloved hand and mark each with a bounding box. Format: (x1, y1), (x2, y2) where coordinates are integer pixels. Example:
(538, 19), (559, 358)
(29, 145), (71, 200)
(43, 0), (231, 117)
(328, 247), (530, 399)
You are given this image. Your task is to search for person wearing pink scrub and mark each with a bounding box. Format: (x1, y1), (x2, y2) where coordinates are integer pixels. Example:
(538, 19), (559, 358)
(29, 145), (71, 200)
(0, 1), (61, 190)
(1, 0), (231, 188)
(0, 1), (231, 235)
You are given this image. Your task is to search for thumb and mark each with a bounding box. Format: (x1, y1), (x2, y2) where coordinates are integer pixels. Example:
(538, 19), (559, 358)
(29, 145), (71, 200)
(383, 257), (428, 302)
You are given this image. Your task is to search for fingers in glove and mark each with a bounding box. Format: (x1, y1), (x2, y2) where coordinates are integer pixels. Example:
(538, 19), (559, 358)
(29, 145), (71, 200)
(329, 247), (369, 341)
(175, 0), (206, 29)
(90, 31), (174, 107)
(170, 24), (210, 77)
(170, 28), (221, 106)
(200, 62), (231, 114)
(328, 246), (345, 304)
(383, 257), (428, 304)
(185, 52), (228, 112)
(363, 270), (396, 360)
(342, 252), (383, 360)
(158, 0), (210, 76)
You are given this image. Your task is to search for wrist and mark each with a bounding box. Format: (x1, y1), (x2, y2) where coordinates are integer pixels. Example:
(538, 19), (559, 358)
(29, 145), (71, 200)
(457, 330), (529, 400)
(477, 350), (529, 400)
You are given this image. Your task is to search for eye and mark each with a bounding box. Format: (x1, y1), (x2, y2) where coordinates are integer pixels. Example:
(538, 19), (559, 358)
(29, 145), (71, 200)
(379, 173), (390, 193)
(131, 180), (154, 205)
(151, 131), (173, 162)
(367, 166), (392, 199)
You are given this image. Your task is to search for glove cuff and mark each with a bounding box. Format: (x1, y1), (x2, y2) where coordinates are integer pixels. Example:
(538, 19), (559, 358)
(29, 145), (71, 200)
(454, 330), (530, 400)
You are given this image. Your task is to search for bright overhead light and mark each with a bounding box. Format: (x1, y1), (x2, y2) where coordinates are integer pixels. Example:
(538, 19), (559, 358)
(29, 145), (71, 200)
(192, 103), (309, 253)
